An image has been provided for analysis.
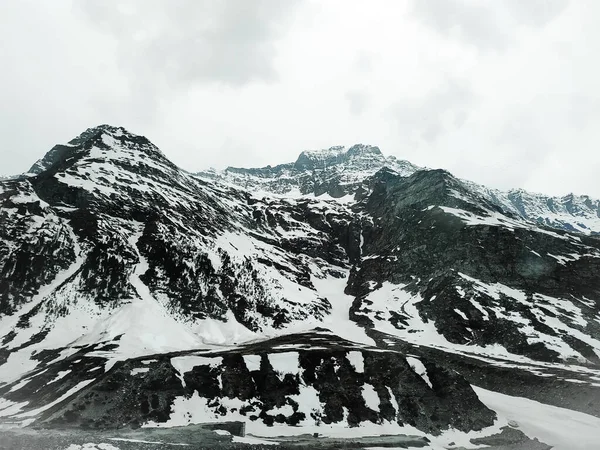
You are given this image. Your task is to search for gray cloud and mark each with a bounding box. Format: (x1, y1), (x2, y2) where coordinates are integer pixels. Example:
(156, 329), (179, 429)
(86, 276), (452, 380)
(346, 90), (369, 116)
(353, 51), (375, 73)
(412, 0), (569, 50)
(412, 0), (511, 50)
(1, 0), (599, 198)
(78, 1), (301, 87)
(388, 78), (476, 143)
(490, 92), (600, 190)
(496, 93), (600, 146)
(505, 0), (570, 27)
(565, 94), (600, 130)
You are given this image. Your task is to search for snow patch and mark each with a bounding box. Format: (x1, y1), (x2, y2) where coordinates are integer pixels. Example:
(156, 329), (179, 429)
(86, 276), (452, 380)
(312, 273), (375, 346)
(243, 354), (262, 372)
(346, 351), (364, 373)
(268, 352), (300, 376)
(474, 386), (600, 450)
(406, 357), (432, 389)
(453, 308), (468, 320)
(362, 383), (380, 411)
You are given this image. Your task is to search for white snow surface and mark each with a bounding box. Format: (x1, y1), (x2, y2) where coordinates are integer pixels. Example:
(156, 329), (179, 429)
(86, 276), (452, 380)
(312, 273), (376, 346)
(268, 352), (301, 375)
(346, 351), (365, 373)
(361, 383), (380, 411)
(473, 386), (600, 450)
(406, 357), (432, 389)
(243, 354), (262, 372)
(63, 444), (120, 450)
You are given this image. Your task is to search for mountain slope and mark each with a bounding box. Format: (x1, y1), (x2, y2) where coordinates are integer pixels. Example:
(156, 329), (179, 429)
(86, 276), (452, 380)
(1, 126), (599, 448)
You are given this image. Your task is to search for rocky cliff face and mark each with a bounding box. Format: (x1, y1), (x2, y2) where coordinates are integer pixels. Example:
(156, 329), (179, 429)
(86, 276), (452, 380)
(0, 125), (599, 441)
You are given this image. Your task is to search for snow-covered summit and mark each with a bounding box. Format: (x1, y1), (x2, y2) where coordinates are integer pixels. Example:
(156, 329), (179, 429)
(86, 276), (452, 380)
(197, 142), (600, 235)
(28, 125), (165, 175)
(293, 144), (384, 170)
(294, 145), (346, 169)
(462, 180), (600, 235)
(196, 143), (421, 198)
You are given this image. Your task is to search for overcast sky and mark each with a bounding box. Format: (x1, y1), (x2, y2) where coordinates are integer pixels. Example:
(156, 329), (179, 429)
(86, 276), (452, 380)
(1, 0), (599, 197)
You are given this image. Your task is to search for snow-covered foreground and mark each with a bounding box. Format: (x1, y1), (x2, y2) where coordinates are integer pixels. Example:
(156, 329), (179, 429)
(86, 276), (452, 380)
(245, 387), (600, 449)
(140, 381), (600, 449)
(473, 386), (600, 450)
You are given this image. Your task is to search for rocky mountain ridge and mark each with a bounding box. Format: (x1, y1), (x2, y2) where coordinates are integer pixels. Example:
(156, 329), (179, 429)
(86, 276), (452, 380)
(0, 125), (599, 448)
(195, 143), (421, 199)
(198, 144), (600, 236)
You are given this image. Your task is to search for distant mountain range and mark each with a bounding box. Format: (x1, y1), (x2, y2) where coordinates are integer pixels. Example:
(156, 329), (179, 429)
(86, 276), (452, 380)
(197, 144), (600, 235)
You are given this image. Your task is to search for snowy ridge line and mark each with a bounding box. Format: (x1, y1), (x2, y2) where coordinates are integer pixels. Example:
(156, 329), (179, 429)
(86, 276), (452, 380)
(195, 143), (421, 201)
(196, 139), (600, 234)
(379, 328), (600, 379)
(459, 178), (600, 235)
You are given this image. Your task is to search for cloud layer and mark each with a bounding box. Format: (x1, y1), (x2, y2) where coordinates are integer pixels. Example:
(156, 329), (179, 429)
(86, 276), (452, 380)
(1, 0), (599, 197)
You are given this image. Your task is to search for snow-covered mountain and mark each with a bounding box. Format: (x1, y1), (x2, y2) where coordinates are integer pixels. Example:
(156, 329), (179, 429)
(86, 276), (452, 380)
(199, 146), (600, 236)
(195, 144), (421, 199)
(1, 125), (600, 449)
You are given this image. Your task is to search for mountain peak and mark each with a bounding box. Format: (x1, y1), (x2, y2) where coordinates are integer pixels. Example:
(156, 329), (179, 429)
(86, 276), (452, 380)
(346, 143), (382, 157)
(67, 124), (129, 147)
(293, 144), (384, 170)
(294, 146), (346, 170)
(28, 125), (162, 175)
(67, 124), (158, 154)
(198, 143), (422, 198)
